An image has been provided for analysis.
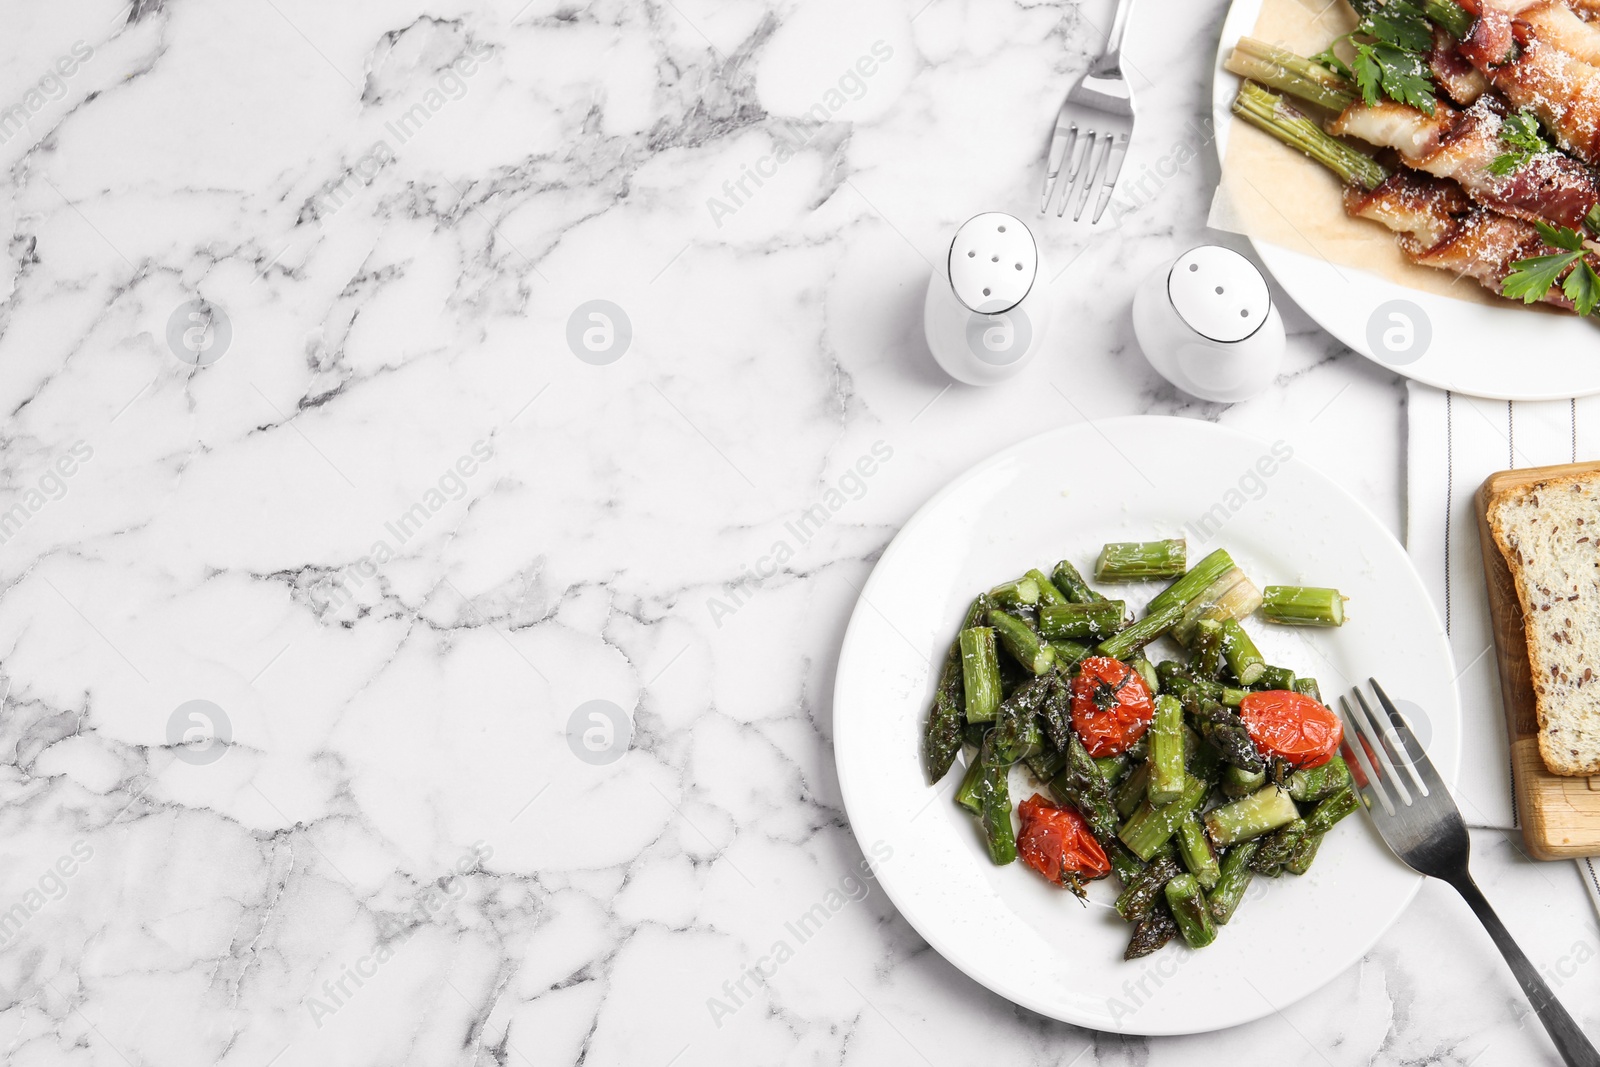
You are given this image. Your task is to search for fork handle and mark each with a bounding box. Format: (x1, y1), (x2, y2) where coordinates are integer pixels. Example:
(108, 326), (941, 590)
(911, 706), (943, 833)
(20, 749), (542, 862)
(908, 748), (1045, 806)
(1092, 0), (1136, 74)
(1451, 875), (1600, 1067)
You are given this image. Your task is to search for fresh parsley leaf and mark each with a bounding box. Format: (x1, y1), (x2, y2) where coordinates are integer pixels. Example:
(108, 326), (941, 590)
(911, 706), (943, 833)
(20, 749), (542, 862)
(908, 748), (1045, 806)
(1587, 204), (1600, 239)
(1342, 0), (1439, 113)
(1536, 221), (1588, 252)
(1563, 260), (1600, 317)
(1505, 222), (1600, 313)
(1352, 42), (1384, 108)
(1502, 110), (1546, 152)
(1374, 43), (1437, 113)
(1489, 109), (1550, 175)
(1312, 43), (1354, 81)
(1364, 3), (1434, 54)
(1503, 251), (1583, 305)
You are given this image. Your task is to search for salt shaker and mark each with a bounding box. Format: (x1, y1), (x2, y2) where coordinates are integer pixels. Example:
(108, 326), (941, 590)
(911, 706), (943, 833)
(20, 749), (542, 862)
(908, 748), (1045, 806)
(1131, 246), (1284, 403)
(924, 212), (1054, 385)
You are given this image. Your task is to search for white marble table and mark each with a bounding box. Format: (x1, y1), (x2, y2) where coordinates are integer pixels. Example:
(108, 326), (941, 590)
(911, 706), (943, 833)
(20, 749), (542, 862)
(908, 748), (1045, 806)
(3, 0), (1598, 1064)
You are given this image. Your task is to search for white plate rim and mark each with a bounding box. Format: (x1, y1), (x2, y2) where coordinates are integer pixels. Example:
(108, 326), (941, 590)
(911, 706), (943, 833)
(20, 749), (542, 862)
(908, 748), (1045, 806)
(832, 415), (1461, 1035)
(1209, 0), (1600, 401)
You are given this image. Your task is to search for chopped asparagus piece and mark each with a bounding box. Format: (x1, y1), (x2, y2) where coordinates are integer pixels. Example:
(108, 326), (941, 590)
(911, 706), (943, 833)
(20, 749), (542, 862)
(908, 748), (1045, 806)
(1204, 786), (1300, 847)
(1048, 640), (1092, 672)
(1106, 839), (1147, 885)
(1285, 831), (1323, 875)
(1250, 819), (1308, 871)
(1025, 746), (1066, 783)
(987, 610), (1056, 675)
(976, 736), (1016, 865)
(1036, 673), (1075, 752)
(1225, 38), (1357, 113)
(1120, 774), (1208, 861)
(1257, 665), (1296, 692)
(1097, 600), (1185, 661)
(1132, 656), (1160, 695)
(954, 751), (986, 814)
(1232, 83), (1390, 191)
(988, 576), (1040, 608)
(1147, 696), (1186, 806)
(1220, 619), (1267, 687)
(1115, 851), (1182, 922)
(1049, 736), (1118, 840)
(924, 595), (990, 782)
(1184, 723), (1222, 781)
(1287, 755), (1351, 803)
(1113, 761), (1152, 818)
(1155, 659), (1186, 690)
(1038, 600), (1126, 642)
(1208, 840), (1260, 925)
(1177, 811), (1222, 890)
(1195, 701), (1266, 773)
(1161, 670), (1230, 714)
(1223, 764), (1268, 798)
(959, 627), (1002, 723)
(1147, 548), (1237, 617)
(1026, 568), (1069, 607)
(1050, 559), (1105, 604)
(1095, 539), (1188, 582)
(1293, 676), (1323, 703)
(1261, 585), (1347, 627)
(1094, 755), (1128, 787)
(1171, 567), (1265, 646)
(1165, 873), (1219, 948)
(1192, 619), (1226, 680)
(1305, 787), (1358, 834)
(1124, 902), (1179, 959)
(925, 651), (966, 783)
(991, 675), (1050, 764)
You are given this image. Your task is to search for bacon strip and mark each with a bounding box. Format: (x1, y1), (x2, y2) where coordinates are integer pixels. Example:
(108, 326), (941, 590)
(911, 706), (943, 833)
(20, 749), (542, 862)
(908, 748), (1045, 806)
(1431, 26), (1492, 104)
(1343, 172), (1584, 309)
(1329, 94), (1600, 227)
(1521, 1), (1600, 63)
(1468, 34), (1600, 163)
(1450, 1), (1600, 164)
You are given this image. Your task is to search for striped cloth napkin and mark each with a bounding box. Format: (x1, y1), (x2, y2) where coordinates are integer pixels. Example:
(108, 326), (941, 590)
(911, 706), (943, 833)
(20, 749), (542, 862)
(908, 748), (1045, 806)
(1405, 383), (1600, 918)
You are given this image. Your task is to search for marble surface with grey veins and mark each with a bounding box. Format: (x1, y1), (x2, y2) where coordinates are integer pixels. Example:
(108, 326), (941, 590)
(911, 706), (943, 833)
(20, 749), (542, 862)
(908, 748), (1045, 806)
(0, 0), (1597, 1064)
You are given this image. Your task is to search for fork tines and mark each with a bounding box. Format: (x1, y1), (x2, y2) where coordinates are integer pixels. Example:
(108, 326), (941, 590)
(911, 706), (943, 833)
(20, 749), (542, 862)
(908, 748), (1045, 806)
(1041, 124), (1130, 224)
(1337, 679), (1447, 818)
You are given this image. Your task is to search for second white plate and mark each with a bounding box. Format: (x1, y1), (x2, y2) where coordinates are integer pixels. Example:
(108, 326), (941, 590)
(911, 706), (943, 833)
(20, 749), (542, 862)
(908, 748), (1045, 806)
(1212, 0), (1600, 400)
(833, 416), (1460, 1035)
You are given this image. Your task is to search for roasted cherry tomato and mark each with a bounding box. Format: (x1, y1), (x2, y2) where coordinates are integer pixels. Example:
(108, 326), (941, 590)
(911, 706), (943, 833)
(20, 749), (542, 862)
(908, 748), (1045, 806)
(1018, 794), (1110, 884)
(1070, 656), (1154, 757)
(1239, 690), (1343, 769)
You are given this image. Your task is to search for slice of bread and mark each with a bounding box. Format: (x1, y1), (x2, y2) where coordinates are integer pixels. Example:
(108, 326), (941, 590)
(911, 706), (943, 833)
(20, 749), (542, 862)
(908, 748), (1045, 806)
(1488, 470), (1600, 776)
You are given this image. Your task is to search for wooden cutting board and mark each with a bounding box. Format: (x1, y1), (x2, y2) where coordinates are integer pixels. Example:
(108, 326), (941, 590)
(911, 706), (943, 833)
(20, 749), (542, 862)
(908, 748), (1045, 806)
(1477, 462), (1600, 860)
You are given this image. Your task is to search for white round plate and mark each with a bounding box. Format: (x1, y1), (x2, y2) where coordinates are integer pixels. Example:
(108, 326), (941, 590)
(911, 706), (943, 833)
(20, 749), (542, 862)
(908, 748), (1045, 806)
(1212, 0), (1600, 400)
(833, 417), (1460, 1035)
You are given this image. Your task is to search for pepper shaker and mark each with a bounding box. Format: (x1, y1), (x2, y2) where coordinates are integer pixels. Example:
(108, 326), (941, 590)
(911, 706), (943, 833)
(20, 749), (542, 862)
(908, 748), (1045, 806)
(1131, 245), (1284, 403)
(924, 212), (1055, 385)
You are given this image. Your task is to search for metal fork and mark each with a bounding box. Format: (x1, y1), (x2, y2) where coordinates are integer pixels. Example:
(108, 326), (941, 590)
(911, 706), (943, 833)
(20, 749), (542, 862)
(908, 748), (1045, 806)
(1339, 680), (1600, 1067)
(1040, 0), (1137, 223)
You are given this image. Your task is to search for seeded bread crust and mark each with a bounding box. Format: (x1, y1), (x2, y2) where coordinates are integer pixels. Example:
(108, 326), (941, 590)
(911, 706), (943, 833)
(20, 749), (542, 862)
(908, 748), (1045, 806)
(1488, 470), (1600, 777)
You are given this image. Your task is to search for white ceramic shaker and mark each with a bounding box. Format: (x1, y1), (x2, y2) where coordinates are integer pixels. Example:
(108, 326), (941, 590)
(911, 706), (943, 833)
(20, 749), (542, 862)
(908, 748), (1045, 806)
(1131, 245), (1285, 403)
(924, 212), (1055, 385)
